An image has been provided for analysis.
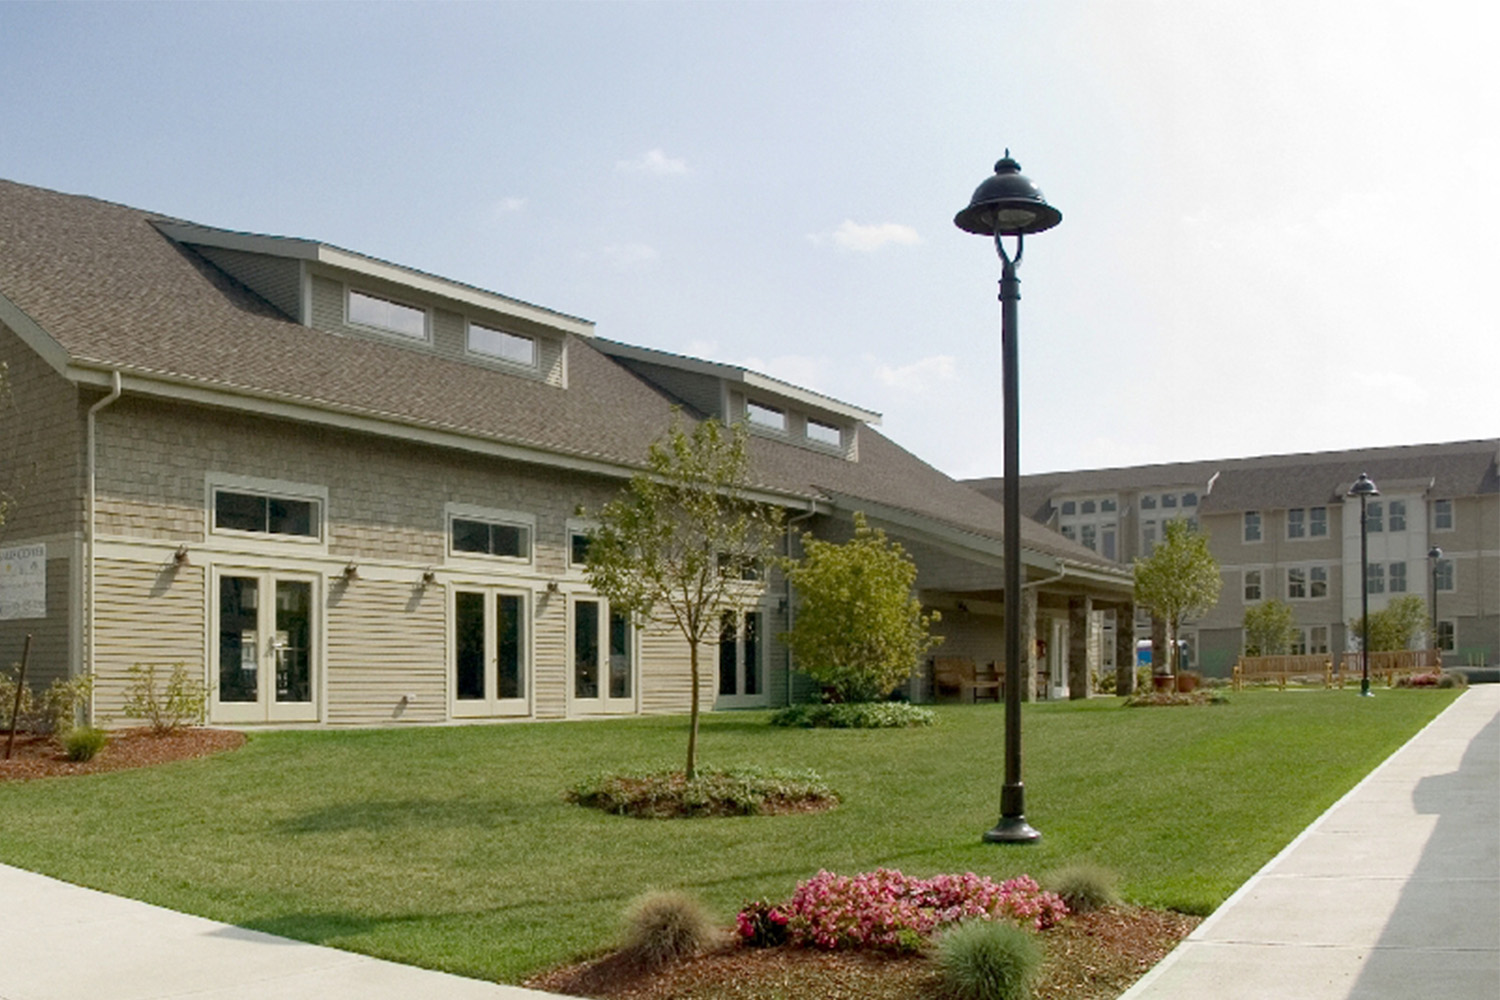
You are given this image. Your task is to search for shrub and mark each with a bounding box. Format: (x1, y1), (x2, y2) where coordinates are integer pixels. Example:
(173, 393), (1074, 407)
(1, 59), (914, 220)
(1124, 689), (1228, 707)
(63, 726), (109, 762)
(620, 890), (717, 968)
(568, 766), (838, 818)
(0, 671), (92, 736)
(751, 869), (1066, 953)
(1397, 672), (1442, 688)
(1042, 863), (1120, 913)
(122, 663), (206, 733)
(735, 898), (789, 948)
(769, 701), (935, 729)
(1438, 670), (1469, 689)
(1094, 669), (1117, 694)
(936, 918), (1043, 1000)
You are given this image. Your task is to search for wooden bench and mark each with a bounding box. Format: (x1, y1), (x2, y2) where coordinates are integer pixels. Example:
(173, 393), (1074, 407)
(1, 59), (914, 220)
(1231, 654), (1335, 691)
(1335, 649), (1441, 688)
(932, 657), (1001, 703)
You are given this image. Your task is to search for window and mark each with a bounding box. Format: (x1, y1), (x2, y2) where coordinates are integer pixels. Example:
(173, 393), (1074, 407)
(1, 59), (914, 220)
(1310, 565), (1328, 598)
(806, 418), (841, 447)
(1081, 500), (1096, 515)
(1162, 493), (1178, 508)
(1435, 558), (1454, 592)
(1288, 508), (1305, 539)
(1436, 620), (1456, 652)
(1309, 506), (1328, 537)
(467, 322), (535, 366)
(1365, 501), (1383, 532)
(1100, 498), (1117, 513)
(1244, 510), (1262, 542)
(1288, 565), (1328, 600)
(447, 508), (534, 562)
(1434, 499), (1453, 531)
(570, 531), (591, 568)
(1141, 495), (1157, 510)
(1389, 561), (1407, 593)
(1060, 524), (1076, 541)
(1142, 521), (1156, 556)
(1101, 527), (1117, 561)
(745, 400), (786, 432)
(213, 489), (319, 539)
(1080, 524), (1097, 552)
(1388, 500), (1406, 532)
(348, 289), (426, 339)
(1244, 569), (1262, 602)
(1290, 630), (1307, 655)
(1366, 562), (1385, 594)
(1182, 492), (1198, 508)
(1296, 625), (1330, 655)
(718, 609), (763, 699)
(1060, 500), (1076, 516)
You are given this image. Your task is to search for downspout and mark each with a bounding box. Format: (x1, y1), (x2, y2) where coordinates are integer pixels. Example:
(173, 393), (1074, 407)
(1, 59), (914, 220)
(782, 502), (818, 706)
(85, 370), (122, 724)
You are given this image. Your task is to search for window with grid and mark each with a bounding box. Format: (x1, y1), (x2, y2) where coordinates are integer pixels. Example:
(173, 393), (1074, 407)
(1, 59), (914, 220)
(1244, 569), (1262, 601)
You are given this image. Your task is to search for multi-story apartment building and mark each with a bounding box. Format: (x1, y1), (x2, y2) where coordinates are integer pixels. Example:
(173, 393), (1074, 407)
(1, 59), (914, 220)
(969, 440), (1500, 676)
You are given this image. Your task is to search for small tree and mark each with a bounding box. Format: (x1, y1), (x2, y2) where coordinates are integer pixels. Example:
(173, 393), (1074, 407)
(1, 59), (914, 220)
(1243, 598), (1298, 656)
(586, 416), (782, 778)
(1133, 520), (1221, 675)
(783, 513), (941, 703)
(1350, 594), (1429, 652)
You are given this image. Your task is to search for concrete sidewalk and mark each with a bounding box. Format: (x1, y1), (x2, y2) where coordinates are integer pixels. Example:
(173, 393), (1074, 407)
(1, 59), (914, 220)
(0, 863), (560, 999)
(1122, 683), (1500, 1000)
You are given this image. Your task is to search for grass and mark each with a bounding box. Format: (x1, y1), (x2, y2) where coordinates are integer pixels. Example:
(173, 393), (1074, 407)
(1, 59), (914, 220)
(0, 689), (1457, 983)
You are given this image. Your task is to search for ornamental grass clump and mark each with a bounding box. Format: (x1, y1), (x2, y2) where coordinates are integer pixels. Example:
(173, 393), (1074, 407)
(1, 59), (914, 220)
(63, 726), (108, 762)
(741, 869), (1066, 953)
(620, 890), (718, 969)
(936, 918), (1043, 1000)
(1042, 862), (1121, 913)
(567, 766), (838, 818)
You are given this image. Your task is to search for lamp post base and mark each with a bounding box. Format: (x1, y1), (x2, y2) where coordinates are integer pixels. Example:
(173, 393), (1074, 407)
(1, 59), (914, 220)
(983, 815), (1041, 844)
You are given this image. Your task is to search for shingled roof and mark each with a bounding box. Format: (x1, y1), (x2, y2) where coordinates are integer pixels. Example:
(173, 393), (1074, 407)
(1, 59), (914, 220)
(0, 178), (1123, 580)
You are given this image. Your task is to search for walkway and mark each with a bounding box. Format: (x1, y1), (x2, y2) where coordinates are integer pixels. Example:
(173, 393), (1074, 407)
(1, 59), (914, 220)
(1122, 683), (1500, 1000)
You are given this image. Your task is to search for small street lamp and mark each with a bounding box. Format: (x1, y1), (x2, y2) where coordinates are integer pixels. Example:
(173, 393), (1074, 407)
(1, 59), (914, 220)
(956, 152), (1061, 844)
(1348, 472), (1380, 697)
(1428, 545), (1443, 664)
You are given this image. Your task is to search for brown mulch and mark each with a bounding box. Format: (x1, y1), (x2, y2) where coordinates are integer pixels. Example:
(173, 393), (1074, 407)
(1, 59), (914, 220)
(0, 727), (245, 781)
(525, 906), (1201, 1000)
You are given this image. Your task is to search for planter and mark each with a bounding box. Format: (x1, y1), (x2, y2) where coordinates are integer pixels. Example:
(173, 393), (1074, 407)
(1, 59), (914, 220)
(1175, 672), (1201, 693)
(1152, 674), (1174, 693)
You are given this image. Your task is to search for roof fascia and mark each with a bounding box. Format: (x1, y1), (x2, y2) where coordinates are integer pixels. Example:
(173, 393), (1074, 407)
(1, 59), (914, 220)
(594, 339), (882, 425)
(0, 290), (71, 377)
(66, 364), (810, 509)
(151, 221), (595, 338)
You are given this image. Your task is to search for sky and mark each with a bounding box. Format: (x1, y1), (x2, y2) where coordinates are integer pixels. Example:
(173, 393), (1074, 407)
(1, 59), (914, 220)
(2, 1), (1497, 479)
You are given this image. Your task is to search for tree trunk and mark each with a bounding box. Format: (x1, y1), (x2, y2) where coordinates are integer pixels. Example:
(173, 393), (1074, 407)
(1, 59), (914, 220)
(686, 638), (700, 780)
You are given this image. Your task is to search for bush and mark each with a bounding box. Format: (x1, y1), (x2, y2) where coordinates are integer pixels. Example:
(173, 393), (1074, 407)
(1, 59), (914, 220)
(736, 898), (790, 948)
(1438, 670), (1469, 689)
(0, 671), (92, 736)
(1094, 669), (1117, 694)
(1042, 863), (1120, 913)
(568, 766), (838, 818)
(1124, 689), (1228, 707)
(936, 918), (1044, 1000)
(63, 726), (109, 762)
(122, 663), (206, 733)
(769, 701), (935, 729)
(748, 869), (1066, 953)
(621, 890), (717, 968)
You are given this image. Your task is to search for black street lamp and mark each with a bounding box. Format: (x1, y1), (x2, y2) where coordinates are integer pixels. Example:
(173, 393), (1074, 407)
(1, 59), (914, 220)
(1348, 472), (1380, 697)
(1428, 545), (1443, 663)
(956, 152), (1061, 845)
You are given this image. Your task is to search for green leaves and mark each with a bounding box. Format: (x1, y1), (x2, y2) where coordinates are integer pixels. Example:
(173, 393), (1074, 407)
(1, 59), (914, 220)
(1349, 594), (1430, 651)
(1133, 520), (1221, 629)
(1242, 599), (1298, 656)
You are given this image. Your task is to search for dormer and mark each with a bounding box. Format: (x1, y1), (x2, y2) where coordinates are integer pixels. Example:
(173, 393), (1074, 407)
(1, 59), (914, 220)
(593, 340), (880, 461)
(151, 220), (592, 388)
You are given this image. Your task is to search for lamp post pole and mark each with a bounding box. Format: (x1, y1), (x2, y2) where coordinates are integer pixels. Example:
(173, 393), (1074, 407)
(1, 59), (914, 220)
(955, 153), (1061, 845)
(1349, 473), (1380, 697)
(1429, 545), (1443, 663)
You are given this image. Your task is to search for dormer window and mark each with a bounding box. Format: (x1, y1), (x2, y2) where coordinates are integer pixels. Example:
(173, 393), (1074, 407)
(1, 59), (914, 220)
(468, 322), (536, 367)
(806, 418), (841, 447)
(746, 400), (786, 432)
(348, 289), (427, 340)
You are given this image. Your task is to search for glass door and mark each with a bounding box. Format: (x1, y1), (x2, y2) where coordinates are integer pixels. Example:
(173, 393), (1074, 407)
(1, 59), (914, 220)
(716, 609), (767, 707)
(572, 598), (635, 714)
(214, 571), (318, 723)
(452, 589), (529, 717)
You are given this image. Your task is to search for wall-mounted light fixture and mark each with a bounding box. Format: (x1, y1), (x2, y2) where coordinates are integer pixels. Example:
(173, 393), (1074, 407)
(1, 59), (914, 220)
(546, 580), (560, 593)
(173, 544), (191, 567)
(342, 561), (360, 581)
(421, 567), (437, 585)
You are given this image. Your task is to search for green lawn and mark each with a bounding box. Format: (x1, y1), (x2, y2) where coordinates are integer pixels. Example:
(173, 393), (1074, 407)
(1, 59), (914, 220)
(0, 689), (1457, 983)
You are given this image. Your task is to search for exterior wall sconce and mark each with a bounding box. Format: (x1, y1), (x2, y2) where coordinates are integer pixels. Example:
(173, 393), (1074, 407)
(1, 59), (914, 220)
(173, 545), (191, 567)
(342, 561), (360, 581)
(421, 568), (437, 585)
(546, 580), (560, 593)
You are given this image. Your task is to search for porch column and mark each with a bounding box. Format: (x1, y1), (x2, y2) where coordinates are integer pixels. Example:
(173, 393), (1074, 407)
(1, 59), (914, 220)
(1019, 586), (1039, 702)
(1068, 595), (1093, 699)
(1114, 603), (1136, 695)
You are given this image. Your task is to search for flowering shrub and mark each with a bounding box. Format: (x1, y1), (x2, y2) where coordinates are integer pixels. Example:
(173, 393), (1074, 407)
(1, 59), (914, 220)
(736, 898), (789, 947)
(1396, 671), (1441, 688)
(740, 869), (1067, 952)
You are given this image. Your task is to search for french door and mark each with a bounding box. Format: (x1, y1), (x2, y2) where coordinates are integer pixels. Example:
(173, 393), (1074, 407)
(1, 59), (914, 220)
(452, 588), (530, 717)
(716, 609), (767, 707)
(213, 570), (319, 723)
(572, 598), (635, 714)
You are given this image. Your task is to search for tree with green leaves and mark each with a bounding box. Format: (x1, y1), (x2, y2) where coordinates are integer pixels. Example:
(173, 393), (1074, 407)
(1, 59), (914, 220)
(1243, 598), (1298, 656)
(1133, 519), (1222, 675)
(783, 513), (941, 703)
(1350, 594), (1430, 652)
(585, 416), (783, 778)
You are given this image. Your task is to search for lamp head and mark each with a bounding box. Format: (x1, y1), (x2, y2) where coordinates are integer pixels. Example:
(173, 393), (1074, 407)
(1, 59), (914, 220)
(954, 152), (1062, 236)
(1348, 472), (1380, 498)
(1429, 545), (1443, 560)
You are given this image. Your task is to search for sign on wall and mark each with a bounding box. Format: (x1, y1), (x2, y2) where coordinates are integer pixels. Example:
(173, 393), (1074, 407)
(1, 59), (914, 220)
(0, 543), (46, 620)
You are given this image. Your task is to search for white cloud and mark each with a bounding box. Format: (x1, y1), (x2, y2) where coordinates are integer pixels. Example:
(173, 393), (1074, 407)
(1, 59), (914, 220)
(617, 148), (688, 175)
(870, 354), (956, 392)
(810, 220), (922, 253)
(597, 243), (660, 271)
(489, 197), (526, 220)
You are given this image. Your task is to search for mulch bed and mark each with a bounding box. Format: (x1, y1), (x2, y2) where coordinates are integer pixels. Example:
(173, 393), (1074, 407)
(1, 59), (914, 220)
(525, 906), (1201, 1000)
(0, 727), (245, 781)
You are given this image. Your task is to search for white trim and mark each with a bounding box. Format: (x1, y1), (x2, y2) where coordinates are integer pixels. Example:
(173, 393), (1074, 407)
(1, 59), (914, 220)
(444, 504), (536, 570)
(206, 473), (329, 552)
(448, 584), (534, 719)
(567, 593), (639, 716)
(0, 289), (71, 376)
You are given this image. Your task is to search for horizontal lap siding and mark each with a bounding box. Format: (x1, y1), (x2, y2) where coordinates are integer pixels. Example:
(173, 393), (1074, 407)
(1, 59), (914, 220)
(533, 593), (567, 718)
(93, 559), (205, 726)
(638, 618), (696, 715)
(325, 580), (446, 725)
